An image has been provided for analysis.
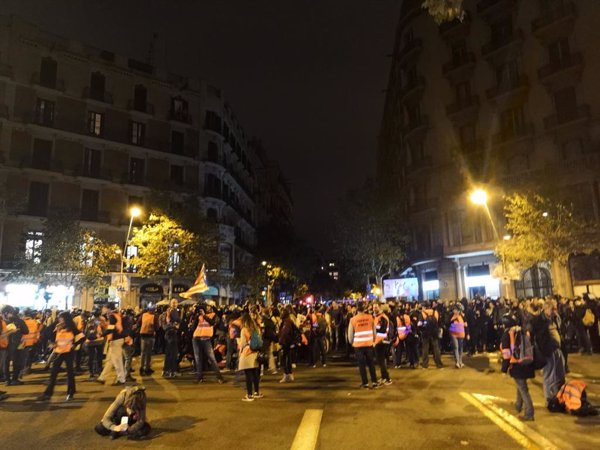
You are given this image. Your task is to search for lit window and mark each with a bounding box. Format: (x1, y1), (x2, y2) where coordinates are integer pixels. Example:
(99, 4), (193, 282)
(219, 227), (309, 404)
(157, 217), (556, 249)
(130, 121), (145, 145)
(25, 231), (43, 264)
(88, 111), (103, 136)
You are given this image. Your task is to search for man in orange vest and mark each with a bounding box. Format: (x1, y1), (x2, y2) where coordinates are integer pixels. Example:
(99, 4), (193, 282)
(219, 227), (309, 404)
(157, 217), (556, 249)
(21, 309), (40, 376)
(191, 307), (224, 384)
(138, 305), (159, 376)
(96, 303), (127, 386)
(348, 302), (378, 389)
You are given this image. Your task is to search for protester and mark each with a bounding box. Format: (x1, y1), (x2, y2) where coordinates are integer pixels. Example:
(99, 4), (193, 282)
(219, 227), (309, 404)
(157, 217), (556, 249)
(96, 303), (127, 386)
(190, 307), (224, 384)
(348, 302), (379, 389)
(239, 312), (261, 401)
(138, 306), (159, 376)
(94, 386), (150, 440)
(1, 305), (28, 386)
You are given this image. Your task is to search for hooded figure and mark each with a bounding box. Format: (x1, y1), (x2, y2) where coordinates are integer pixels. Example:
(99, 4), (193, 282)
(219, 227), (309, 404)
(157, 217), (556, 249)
(94, 385), (151, 440)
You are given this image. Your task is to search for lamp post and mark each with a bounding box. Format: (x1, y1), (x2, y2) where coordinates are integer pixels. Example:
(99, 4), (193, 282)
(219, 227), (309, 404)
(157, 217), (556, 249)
(119, 207), (141, 304)
(468, 188), (510, 297)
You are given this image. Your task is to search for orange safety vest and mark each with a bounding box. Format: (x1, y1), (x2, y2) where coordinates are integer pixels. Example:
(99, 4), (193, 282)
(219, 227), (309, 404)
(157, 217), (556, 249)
(55, 328), (74, 354)
(557, 380), (587, 412)
(0, 319), (8, 349)
(350, 314), (374, 347)
(140, 312), (156, 335)
(73, 315), (84, 332)
(374, 313), (390, 344)
(449, 314), (465, 338)
(193, 316), (214, 339)
(396, 314), (412, 341)
(22, 318), (40, 347)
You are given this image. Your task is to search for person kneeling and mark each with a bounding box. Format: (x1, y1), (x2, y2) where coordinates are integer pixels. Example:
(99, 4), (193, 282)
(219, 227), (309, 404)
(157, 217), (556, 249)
(94, 386), (151, 440)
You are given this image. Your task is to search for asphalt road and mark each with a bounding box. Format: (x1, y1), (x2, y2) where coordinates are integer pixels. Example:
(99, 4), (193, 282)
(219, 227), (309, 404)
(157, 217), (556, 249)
(1, 352), (599, 450)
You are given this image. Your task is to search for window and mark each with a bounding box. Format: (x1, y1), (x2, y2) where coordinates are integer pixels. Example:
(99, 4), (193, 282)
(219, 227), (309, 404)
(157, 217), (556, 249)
(204, 173), (221, 198)
(35, 98), (54, 126)
(88, 111), (103, 136)
(170, 164), (184, 185)
(81, 189), (99, 221)
(89, 72), (106, 101)
(204, 110), (222, 133)
(515, 265), (553, 298)
(171, 97), (189, 122)
(548, 39), (570, 66)
(171, 131), (184, 155)
(491, 17), (513, 46)
(500, 106), (525, 136)
(133, 85), (147, 112)
(28, 181), (49, 216)
(496, 60), (520, 87)
(39, 57), (57, 89)
(554, 87), (578, 122)
(129, 157), (145, 185)
(83, 148), (101, 177)
(25, 231), (43, 264)
(32, 138), (52, 170)
(455, 81), (471, 103)
(130, 121), (145, 145)
(219, 243), (233, 271)
(207, 141), (219, 162)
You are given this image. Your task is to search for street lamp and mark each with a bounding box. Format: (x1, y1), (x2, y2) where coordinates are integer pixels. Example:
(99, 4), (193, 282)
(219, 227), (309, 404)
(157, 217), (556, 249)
(469, 188), (488, 206)
(119, 207), (142, 297)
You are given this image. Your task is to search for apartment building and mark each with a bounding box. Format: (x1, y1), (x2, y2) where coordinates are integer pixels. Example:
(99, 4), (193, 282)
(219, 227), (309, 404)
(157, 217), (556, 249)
(0, 16), (261, 308)
(378, 0), (600, 299)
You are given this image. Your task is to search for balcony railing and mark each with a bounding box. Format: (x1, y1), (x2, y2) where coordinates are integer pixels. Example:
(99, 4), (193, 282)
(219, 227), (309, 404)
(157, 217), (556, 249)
(481, 30), (523, 58)
(486, 75), (529, 100)
(31, 72), (65, 91)
(538, 52), (583, 80)
(543, 104), (590, 130)
(127, 99), (155, 115)
(532, 1), (576, 35)
(446, 95), (480, 116)
(492, 123), (534, 145)
(169, 110), (192, 124)
(83, 87), (113, 104)
(396, 38), (423, 61)
(442, 52), (476, 76)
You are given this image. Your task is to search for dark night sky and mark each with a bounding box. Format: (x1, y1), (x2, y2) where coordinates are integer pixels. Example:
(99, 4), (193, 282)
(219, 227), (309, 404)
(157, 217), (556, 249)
(2, 0), (402, 253)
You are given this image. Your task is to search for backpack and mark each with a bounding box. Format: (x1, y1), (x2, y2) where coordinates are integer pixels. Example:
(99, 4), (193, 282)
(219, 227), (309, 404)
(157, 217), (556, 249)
(511, 329), (533, 365)
(582, 308), (595, 327)
(249, 329), (263, 351)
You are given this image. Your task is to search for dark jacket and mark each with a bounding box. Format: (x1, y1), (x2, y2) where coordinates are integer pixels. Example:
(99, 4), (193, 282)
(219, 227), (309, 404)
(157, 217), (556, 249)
(531, 312), (561, 357)
(278, 318), (296, 347)
(7, 317), (29, 349)
(500, 329), (535, 379)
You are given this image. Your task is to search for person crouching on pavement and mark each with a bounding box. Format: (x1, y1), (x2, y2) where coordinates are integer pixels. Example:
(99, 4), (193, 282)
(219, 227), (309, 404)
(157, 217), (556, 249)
(348, 302), (379, 389)
(94, 385), (150, 440)
(500, 313), (535, 421)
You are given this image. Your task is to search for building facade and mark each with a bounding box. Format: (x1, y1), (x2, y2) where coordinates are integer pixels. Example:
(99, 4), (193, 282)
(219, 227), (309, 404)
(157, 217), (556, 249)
(378, 0), (600, 299)
(0, 16), (263, 308)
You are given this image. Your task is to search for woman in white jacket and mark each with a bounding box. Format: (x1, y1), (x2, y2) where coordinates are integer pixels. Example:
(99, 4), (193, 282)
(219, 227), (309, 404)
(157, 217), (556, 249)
(238, 313), (262, 402)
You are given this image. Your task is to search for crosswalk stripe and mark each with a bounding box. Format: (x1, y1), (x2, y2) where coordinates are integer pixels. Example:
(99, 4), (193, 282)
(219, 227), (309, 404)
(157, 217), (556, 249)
(290, 409), (323, 450)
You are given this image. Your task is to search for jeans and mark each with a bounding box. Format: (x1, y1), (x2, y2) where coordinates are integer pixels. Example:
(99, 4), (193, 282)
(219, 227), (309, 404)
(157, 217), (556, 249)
(281, 345), (293, 375)
(163, 332), (179, 374)
(451, 335), (464, 366)
(123, 343), (134, 375)
(355, 346), (377, 386)
(44, 351), (75, 397)
(140, 336), (155, 372)
(226, 336), (237, 370)
(422, 336), (443, 368)
(244, 367), (260, 396)
(542, 349), (566, 405)
(514, 378), (534, 419)
(375, 343), (390, 381)
(192, 339), (222, 380)
(6, 347), (24, 382)
(99, 338), (126, 383)
(0, 348), (7, 380)
(311, 336), (326, 366)
(87, 344), (104, 376)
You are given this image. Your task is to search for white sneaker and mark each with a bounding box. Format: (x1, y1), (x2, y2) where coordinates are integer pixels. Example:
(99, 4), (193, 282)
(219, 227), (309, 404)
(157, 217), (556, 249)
(242, 395), (255, 402)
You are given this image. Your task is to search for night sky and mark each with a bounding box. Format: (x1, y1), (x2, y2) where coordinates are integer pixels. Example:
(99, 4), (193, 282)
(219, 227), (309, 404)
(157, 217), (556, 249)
(2, 0), (402, 253)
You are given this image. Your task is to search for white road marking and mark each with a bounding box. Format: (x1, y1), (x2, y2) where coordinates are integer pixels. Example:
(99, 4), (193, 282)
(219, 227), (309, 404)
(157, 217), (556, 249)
(290, 409), (323, 450)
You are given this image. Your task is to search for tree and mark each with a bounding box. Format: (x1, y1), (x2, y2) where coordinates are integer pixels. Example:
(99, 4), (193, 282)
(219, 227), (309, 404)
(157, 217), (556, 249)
(496, 193), (600, 295)
(422, 0), (465, 24)
(13, 211), (120, 307)
(128, 212), (219, 297)
(332, 189), (408, 298)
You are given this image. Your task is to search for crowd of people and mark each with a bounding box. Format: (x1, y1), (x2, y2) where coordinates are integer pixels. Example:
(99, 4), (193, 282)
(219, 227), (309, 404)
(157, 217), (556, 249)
(1, 293), (598, 418)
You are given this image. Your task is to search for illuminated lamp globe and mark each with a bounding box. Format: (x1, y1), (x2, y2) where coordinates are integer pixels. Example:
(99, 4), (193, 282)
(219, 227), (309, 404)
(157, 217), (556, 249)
(130, 207), (142, 218)
(469, 189), (488, 206)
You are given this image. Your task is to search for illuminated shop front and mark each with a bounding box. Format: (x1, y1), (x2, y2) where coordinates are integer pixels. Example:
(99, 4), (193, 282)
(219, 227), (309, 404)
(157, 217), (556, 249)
(0, 283), (75, 310)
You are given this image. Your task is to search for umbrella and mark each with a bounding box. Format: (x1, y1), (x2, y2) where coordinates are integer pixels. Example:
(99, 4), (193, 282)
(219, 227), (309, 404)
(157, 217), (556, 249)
(179, 299), (198, 306)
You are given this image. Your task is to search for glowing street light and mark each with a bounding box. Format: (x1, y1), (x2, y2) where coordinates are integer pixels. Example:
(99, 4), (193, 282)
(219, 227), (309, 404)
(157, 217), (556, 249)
(130, 206), (142, 218)
(503, 234), (512, 241)
(469, 188), (488, 206)
(261, 260), (267, 267)
(542, 211), (549, 217)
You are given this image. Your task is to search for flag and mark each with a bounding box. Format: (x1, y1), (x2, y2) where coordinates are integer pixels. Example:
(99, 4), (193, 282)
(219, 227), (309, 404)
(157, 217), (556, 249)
(180, 264), (209, 298)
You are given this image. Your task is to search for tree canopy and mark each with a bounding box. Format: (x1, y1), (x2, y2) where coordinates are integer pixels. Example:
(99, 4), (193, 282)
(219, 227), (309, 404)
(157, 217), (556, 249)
(496, 193), (600, 270)
(422, 0), (465, 24)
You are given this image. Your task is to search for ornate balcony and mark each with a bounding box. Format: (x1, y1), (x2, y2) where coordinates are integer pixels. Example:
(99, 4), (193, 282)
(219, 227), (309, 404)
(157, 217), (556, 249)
(538, 52), (583, 91)
(543, 104), (590, 133)
(481, 30), (524, 64)
(446, 95), (480, 122)
(396, 38), (423, 63)
(442, 52), (476, 84)
(532, 1), (577, 43)
(486, 75), (529, 106)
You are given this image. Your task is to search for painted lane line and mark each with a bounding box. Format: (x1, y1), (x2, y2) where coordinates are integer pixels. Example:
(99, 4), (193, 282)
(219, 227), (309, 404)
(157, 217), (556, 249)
(460, 392), (537, 450)
(290, 409), (323, 450)
(472, 394), (566, 450)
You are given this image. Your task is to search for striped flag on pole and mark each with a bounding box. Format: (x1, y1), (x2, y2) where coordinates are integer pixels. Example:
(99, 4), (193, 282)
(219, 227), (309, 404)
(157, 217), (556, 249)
(180, 264), (209, 298)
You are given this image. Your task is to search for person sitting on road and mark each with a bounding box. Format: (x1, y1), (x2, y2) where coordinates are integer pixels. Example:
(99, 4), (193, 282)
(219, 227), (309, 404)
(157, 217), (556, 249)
(94, 385), (150, 440)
